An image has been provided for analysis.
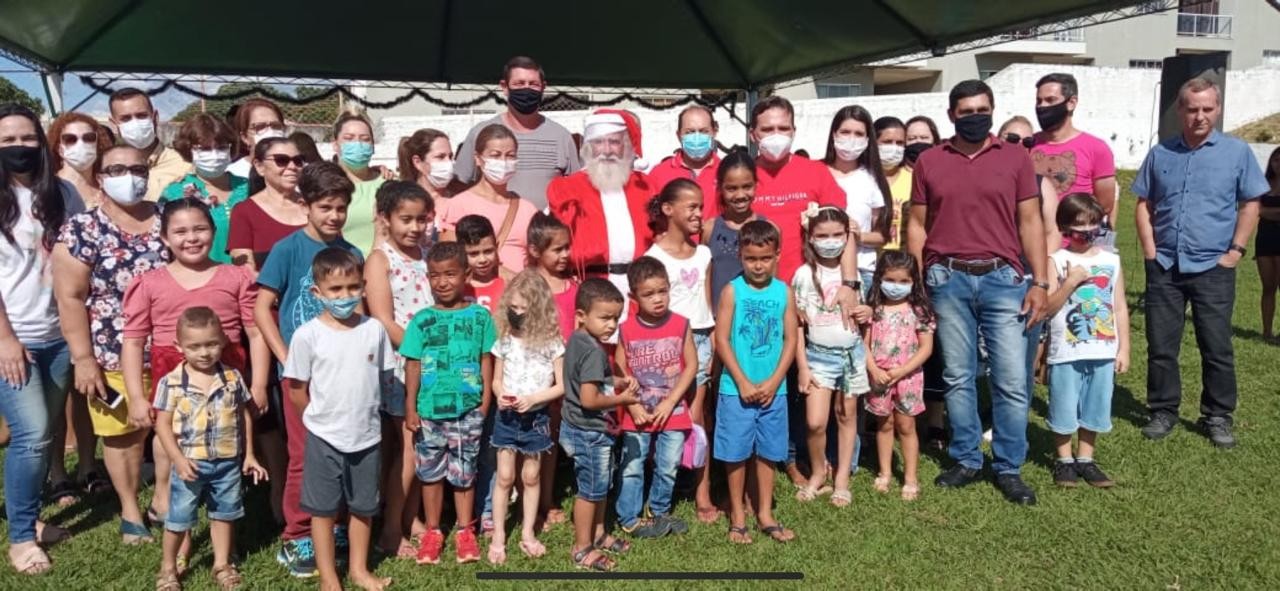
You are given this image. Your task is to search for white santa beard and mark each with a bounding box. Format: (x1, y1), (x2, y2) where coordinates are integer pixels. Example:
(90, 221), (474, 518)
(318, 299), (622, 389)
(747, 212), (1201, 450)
(586, 158), (631, 192)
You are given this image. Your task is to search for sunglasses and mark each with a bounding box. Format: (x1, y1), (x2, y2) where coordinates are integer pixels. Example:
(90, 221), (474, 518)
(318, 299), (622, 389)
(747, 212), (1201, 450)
(1004, 133), (1036, 149)
(249, 121), (286, 132)
(60, 132), (98, 146)
(1064, 227), (1105, 242)
(265, 154), (307, 168)
(101, 164), (149, 177)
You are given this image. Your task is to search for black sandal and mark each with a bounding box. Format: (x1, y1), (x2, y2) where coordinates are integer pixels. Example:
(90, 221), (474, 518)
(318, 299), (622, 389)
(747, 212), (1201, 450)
(572, 547), (614, 571)
(759, 523), (795, 543)
(728, 526), (753, 544)
(81, 471), (111, 495)
(593, 534), (631, 554)
(47, 479), (81, 506)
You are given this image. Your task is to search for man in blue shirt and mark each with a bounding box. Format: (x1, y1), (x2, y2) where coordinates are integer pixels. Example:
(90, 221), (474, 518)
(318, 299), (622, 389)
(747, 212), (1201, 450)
(1132, 77), (1268, 448)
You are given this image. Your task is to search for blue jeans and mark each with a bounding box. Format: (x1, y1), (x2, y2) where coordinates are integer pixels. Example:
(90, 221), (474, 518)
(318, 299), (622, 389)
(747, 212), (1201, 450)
(0, 339), (71, 543)
(616, 430), (685, 528)
(1047, 360), (1115, 435)
(926, 264), (1030, 475)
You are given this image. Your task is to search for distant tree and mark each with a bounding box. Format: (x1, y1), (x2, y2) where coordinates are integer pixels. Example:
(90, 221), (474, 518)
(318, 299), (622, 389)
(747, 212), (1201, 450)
(0, 76), (45, 116)
(171, 83), (340, 130)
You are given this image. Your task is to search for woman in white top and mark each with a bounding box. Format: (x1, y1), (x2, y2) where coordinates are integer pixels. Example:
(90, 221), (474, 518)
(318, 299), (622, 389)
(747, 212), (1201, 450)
(822, 105), (893, 295)
(0, 103), (83, 575)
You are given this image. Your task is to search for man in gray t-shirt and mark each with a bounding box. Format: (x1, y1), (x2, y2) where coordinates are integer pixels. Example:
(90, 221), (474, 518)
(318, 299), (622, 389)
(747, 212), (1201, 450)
(454, 56), (581, 209)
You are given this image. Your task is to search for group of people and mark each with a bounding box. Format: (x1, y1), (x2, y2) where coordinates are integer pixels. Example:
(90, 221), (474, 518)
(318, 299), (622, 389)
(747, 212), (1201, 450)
(0, 53), (1272, 588)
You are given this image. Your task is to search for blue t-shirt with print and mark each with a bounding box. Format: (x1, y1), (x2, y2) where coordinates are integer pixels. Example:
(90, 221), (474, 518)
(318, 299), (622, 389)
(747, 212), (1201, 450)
(256, 229), (363, 347)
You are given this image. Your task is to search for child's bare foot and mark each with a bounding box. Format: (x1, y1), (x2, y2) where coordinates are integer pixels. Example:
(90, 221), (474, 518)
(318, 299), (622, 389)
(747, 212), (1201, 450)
(487, 542), (506, 565)
(518, 535), (546, 558)
(319, 578), (344, 591)
(695, 505), (722, 524)
(873, 473), (892, 493)
(727, 526), (752, 545)
(901, 482), (920, 502)
(784, 463), (807, 489)
(350, 571), (391, 591)
(831, 489), (852, 508)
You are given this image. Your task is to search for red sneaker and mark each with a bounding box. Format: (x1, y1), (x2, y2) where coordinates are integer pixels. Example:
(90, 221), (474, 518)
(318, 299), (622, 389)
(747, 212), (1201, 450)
(455, 528), (480, 564)
(415, 529), (444, 565)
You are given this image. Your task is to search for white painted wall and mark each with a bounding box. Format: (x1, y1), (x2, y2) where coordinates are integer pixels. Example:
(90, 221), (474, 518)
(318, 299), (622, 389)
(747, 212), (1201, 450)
(364, 64), (1280, 171)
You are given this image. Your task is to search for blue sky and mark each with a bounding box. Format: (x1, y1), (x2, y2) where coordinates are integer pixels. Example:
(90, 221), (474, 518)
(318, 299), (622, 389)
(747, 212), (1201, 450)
(2, 56), (199, 117)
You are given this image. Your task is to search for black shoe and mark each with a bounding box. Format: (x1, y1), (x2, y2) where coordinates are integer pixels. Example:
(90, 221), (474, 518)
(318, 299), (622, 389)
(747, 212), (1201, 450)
(995, 474), (1037, 505)
(1074, 461), (1114, 488)
(1142, 411), (1177, 440)
(653, 514), (688, 535)
(926, 427), (948, 451)
(1052, 461), (1079, 488)
(1198, 416), (1236, 449)
(934, 465), (981, 488)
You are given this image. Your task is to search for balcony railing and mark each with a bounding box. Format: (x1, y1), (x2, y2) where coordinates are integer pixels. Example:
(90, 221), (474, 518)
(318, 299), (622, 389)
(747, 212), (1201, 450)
(1176, 13), (1232, 38)
(994, 27), (1086, 43)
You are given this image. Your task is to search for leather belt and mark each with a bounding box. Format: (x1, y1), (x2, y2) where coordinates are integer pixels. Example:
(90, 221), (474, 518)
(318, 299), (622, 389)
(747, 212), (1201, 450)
(585, 263), (631, 275)
(942, 257), (1007, 276)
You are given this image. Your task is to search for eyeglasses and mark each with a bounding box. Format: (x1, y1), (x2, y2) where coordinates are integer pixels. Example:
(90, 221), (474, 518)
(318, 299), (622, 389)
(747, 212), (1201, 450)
(266, 154), (307, 168)
(249, 121), (286, 132)
(60, 132), (98, 146)
(1004, 133), (1036, 149)
(101, 164), (149, 177)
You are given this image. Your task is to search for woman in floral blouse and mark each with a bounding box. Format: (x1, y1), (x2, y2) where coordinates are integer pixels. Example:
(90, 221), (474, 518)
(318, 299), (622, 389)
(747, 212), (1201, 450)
(53, 145), (168, 544)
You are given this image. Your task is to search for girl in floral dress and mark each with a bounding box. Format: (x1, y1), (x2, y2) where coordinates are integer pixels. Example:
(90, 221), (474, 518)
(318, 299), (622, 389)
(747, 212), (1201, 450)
(863, 250), (935, 501)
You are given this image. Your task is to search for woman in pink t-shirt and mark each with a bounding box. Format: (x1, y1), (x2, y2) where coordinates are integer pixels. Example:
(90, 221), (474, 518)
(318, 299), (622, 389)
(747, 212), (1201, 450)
(438, 124), (537, 273)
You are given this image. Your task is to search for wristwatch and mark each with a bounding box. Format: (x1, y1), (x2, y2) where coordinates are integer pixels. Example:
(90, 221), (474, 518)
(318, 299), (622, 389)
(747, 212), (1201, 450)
(842, 279), (861, 292)
(1030, 280), (1050, 291)
(1230, 244), (1247, 257)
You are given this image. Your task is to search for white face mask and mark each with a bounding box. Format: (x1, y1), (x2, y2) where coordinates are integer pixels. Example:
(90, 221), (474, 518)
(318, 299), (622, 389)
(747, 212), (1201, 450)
(879, 144), (905, 169)
(757, 134), (793, 162)
(192, 148), (232, 178)
(102, 174), (147, 206)
(61, 142), (98, 171)
(253, 128), (286, 146)
(834, 136), (868, 162)
(117, 118), (156, 150)
(482, 158), (518, 185)
(427, 160), (454, 189)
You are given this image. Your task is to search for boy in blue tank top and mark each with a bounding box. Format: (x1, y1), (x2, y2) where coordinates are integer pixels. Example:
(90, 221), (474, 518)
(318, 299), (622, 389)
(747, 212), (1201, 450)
(713, 220), (798, 544)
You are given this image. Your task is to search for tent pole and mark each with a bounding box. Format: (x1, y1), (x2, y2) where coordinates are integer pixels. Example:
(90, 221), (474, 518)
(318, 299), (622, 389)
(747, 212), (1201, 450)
(745, 88), (758, 157)
(42, 72), (64, 117)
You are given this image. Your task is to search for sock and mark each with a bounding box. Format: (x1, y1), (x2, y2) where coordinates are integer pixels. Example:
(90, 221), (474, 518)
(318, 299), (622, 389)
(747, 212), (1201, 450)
(1056, 457), (1075, 464)
(1076, 457), (1094, 464)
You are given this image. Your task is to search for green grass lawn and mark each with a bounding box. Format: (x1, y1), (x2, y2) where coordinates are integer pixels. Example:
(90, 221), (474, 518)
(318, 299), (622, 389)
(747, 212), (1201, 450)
(4, 170), (1279, 589)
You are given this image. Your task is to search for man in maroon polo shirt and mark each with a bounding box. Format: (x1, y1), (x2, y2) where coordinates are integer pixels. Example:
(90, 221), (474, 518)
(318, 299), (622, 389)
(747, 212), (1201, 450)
(906, 79), (1049, 505)
(647, 105), (721, 216)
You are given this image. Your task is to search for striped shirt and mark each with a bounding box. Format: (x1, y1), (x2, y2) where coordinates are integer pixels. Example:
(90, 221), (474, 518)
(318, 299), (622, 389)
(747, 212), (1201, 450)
(153, 363), (251, 460)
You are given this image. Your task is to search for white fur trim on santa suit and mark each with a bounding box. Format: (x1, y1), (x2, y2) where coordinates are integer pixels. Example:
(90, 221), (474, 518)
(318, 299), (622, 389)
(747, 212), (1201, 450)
(584, 113), (627, 140)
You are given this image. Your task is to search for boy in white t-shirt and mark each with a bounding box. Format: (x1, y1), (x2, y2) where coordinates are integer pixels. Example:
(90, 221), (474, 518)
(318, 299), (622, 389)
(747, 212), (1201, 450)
(283, 248), (395, 591)
(1044, 194), (1129, 490)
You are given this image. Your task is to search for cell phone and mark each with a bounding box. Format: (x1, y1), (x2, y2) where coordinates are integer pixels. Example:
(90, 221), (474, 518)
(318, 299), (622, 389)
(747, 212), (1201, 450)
(99, 384), (125, 409)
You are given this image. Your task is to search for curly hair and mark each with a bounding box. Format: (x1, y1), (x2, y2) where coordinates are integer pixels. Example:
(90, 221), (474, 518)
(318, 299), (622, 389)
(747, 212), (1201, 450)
(47, 112), (111, 172)
(495, 269), (562, 351)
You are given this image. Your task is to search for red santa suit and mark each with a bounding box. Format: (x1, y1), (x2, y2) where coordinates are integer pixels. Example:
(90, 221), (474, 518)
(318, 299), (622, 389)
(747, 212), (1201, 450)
(546, 110), (655, 299)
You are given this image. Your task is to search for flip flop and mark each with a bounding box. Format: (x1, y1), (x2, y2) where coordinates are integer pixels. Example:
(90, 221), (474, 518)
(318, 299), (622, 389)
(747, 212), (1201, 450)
(47, 480), (80, 508)
(571, 547), (614, 572)
(487, 542), (506, 565)
(901, 483), (920, 502)
(519, 538), (546, 558)
(831, 489), (853, 508)
(120, 519), (154, 545)
(727, 526), (753, 545)
(82, 471), (111, 495)
(10, 545), (51, 575)
(758, 523), (795, 543)
(36, 522), (71, 546)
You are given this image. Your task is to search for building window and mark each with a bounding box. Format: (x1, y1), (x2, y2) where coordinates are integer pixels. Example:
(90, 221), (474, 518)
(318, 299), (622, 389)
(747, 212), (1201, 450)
(1129, 59), (1163, 69)
(1264, 50), (1280, 66)
(816, 83), (860, 99)
(1177, 0), (1230, 38)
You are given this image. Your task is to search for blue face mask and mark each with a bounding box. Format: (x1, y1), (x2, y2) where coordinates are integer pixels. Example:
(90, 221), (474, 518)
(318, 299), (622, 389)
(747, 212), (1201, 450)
(681, 132), (714, 160)
(880, 281), (913, 301)
(339, 141), (374, 169)
(323, 295), (361, 320)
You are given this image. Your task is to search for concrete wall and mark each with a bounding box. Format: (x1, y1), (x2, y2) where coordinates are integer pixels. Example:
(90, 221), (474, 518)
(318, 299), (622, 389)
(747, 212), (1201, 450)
(364, 64), (1280, 172)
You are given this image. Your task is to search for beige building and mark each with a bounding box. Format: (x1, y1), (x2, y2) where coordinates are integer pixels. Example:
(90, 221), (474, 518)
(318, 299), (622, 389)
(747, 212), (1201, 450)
(777, 0), (1280, 99)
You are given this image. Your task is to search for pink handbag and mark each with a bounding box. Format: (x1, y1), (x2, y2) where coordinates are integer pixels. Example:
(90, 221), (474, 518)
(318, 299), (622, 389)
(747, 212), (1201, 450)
(681, 424), (708, 469)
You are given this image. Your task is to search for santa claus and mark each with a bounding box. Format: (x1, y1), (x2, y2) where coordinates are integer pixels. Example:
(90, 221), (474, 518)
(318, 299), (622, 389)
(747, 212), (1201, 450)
(546, 109), (654, 298)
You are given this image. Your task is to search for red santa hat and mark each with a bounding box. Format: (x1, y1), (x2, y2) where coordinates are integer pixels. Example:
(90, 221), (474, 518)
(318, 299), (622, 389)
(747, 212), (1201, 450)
(584, 108), (647, 171)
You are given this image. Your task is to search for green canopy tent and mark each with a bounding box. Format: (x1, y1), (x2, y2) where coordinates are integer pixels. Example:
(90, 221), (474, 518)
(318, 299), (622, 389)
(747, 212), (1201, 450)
(0, 0), (1149, 96)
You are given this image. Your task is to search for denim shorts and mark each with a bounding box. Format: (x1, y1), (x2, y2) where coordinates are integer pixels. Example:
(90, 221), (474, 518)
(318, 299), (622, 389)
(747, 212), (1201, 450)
(382, 379), (406, 418)
(492, 408), (554, 456)
(693, 328), (714, 387)
(1047, 360), (1114, 435)
(415, 407), (485, 487)
(166, 458), (244, 531)
(558, 421), (615, 502)
(806, 342), (870, 396)
(713, 392), (788, 463)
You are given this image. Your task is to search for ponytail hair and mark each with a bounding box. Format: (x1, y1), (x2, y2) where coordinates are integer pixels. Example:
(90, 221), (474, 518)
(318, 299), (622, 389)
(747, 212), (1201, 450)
(397, 128), (449, 182)
(647, 178), (700, 235)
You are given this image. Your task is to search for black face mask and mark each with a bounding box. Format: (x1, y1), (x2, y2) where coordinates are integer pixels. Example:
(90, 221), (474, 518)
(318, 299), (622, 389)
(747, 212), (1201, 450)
(507, 88), (543, 115)
(1035, 102), (1070, 132)
(506, 309), (526, 332)
(904, 142), (930, 164)
(0, 145), (40, 174)
(953, 114), (993, 143)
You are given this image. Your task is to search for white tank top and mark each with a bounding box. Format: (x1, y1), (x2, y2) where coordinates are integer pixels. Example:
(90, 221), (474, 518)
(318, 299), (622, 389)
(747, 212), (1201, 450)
(379, 242), (433, 379)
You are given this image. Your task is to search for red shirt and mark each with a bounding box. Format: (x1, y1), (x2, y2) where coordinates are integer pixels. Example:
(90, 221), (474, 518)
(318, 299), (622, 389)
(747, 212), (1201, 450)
(553, 280), (580, 342)
(617, 312), (692, 433)
(465, 276), (506, 316)
(910, 136), (1039, 273)
(754, 155), (846, 281)
(647, 152), (721, 218)
(227, 198), (305, 269)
